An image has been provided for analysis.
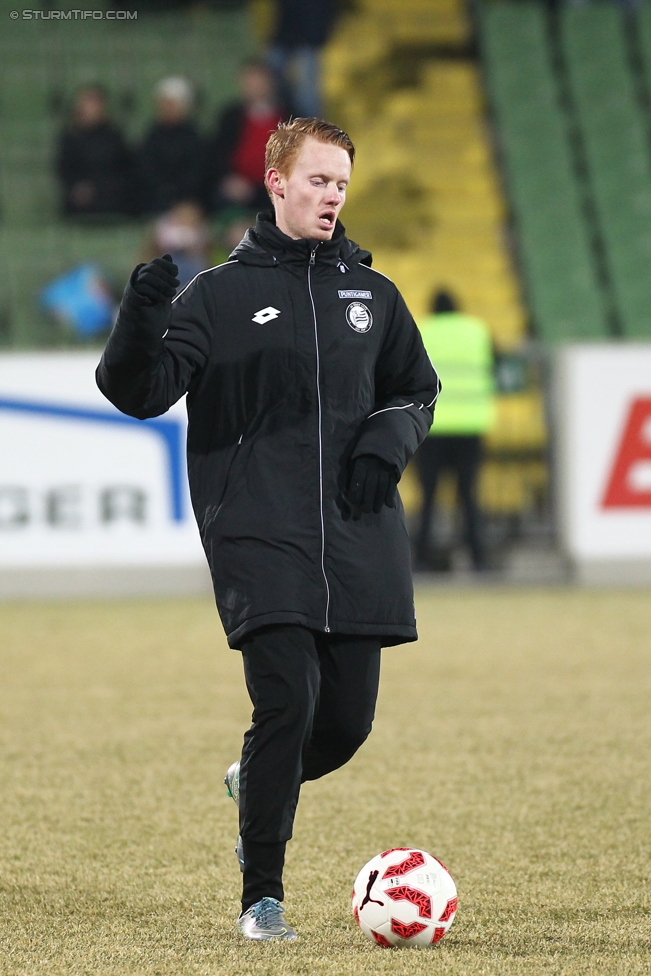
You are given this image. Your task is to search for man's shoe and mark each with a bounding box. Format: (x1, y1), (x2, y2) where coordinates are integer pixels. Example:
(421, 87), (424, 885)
(224, 760), (240, 807)
(237, 897), (297, 941)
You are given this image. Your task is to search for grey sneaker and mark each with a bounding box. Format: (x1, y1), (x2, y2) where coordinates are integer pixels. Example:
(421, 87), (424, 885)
(237, 897), (297, 941)
(224, 760), (240, 807)
(224, 761), (244, 872)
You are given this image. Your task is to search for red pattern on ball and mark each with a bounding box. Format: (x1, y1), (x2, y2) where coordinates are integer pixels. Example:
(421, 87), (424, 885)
(439, 897), (458, 922)
(385, 884), (433, 919)
(382, 850), (426, 878)
(371, 930), (393, 947)
(380, 847), (411, 857)
(390, 918), (427, 939)
(431, 926), (446, 943)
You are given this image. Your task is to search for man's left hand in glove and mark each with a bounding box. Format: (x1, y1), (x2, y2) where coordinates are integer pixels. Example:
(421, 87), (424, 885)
(345, 454), (399, 519)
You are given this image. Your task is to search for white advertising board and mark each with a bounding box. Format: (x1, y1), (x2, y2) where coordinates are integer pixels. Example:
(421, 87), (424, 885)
(0, 352), (206, 585)
(555, 344), (651, 583)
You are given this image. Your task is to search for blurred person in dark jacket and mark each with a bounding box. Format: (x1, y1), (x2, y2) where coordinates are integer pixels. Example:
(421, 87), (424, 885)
(267, 0), (338, 118)
(57, 84), (133, 218)
(137, 76), (204, 215)
(205, 60), (286, 216)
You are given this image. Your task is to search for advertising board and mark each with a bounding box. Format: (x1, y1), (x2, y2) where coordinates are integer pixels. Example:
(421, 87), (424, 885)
(555, 344), (651, 584)
(0, 352), (209, 596)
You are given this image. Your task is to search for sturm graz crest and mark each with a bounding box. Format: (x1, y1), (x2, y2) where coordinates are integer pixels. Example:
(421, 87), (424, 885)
(346, 302), (373, 333)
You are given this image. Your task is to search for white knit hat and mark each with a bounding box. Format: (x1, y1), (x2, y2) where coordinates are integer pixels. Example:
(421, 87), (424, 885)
(155, 76), (194, 109)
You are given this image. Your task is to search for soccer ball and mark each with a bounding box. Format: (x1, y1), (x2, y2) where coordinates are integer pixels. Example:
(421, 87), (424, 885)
(351, 847), (457, 948)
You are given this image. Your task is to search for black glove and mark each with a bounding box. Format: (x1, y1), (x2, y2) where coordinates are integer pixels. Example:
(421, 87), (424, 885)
(130, 254), (180, 305)
(345, 454), (399, 519)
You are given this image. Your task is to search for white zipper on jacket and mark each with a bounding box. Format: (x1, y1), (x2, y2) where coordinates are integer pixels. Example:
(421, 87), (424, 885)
(308, 244), (331, 633)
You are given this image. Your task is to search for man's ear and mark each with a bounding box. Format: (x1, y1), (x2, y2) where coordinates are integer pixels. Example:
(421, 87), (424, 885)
(266, 168), (285, 200)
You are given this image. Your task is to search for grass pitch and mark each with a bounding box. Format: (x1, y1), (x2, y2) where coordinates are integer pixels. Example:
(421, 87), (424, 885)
(1, 588), (651, 975)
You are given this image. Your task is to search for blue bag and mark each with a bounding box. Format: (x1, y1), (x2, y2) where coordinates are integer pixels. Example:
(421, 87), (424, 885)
(41, 264), (115, 338)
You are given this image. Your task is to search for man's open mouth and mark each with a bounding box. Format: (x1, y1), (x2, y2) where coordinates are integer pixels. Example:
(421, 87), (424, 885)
(318, 210), (335, 228)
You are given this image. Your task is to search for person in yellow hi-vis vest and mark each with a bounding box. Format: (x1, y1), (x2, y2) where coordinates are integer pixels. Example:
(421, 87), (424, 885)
(414, 290), (495, 571)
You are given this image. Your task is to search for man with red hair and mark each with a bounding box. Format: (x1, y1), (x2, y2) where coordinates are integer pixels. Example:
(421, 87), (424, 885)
(97, 118), (439, 941)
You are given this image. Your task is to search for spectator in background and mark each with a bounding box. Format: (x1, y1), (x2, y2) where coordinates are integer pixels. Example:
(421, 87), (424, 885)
(414, 290), (495, 572)
(205, 60), (286, 216)
(141, 201), (213, 291)
(267, 0), (338, 118)
(57, 85), (133, 218)
(137, 77), (204, 215)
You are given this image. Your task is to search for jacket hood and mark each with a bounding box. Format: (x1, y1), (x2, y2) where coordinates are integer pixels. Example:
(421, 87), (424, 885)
(229, 210), (372, 269)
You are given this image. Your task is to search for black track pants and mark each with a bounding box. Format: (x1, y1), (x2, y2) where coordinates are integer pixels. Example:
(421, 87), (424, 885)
(415, 433), (485, 569)
(238, 625), (381, 910)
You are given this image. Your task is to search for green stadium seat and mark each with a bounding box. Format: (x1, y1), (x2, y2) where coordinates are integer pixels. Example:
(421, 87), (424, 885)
(0, 171), (58, 226)
(637, 3), (651, 88)
(562, 5), (651, 338)
(481, 2), (608, 343)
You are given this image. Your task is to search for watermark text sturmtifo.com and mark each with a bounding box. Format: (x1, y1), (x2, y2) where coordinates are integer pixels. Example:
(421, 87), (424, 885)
(11, 9), (137, 19)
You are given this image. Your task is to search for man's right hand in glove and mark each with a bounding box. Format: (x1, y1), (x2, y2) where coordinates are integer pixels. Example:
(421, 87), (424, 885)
(129, 254), (180, 306)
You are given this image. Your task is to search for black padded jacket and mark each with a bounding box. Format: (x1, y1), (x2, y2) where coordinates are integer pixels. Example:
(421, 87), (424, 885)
(96, 212), (440, 648)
